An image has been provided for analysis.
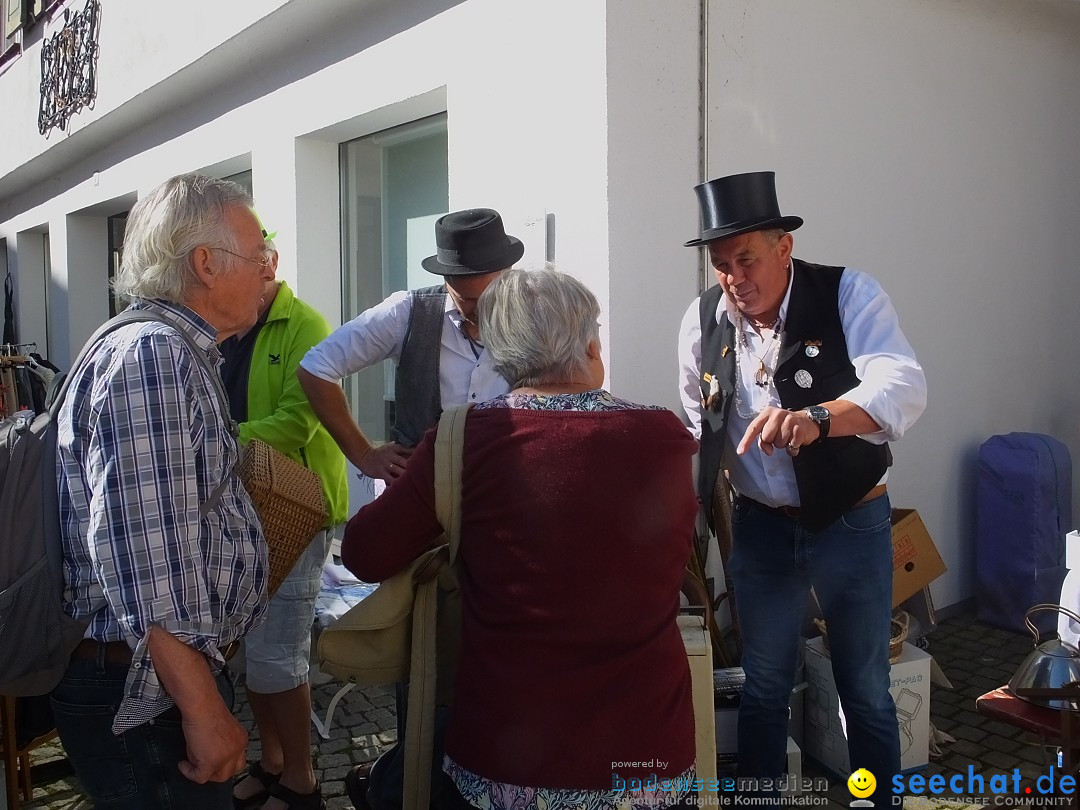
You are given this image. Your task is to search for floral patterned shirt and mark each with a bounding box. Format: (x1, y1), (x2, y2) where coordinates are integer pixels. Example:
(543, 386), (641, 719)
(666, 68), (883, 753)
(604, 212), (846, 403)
(444, 759), (698, 810)
(474, 388), (665, 413)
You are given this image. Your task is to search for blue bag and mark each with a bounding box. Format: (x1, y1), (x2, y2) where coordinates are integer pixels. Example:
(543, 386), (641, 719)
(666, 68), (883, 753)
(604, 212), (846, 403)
(977, 432), (1072, 635)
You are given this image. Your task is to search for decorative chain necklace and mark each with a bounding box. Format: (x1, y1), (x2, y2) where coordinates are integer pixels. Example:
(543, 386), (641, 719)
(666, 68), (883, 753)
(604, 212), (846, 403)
(733, 311), (783, 419)
(458, 320), (484, 361)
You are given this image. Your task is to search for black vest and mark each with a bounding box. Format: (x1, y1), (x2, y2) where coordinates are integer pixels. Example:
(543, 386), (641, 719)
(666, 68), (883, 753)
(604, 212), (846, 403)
(697, 259), (890, 532)
(392, 285), (445, 447)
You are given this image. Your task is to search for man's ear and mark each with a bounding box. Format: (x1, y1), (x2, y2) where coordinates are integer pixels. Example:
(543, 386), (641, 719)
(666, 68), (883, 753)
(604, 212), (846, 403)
(190, 245), (216, 288)
(777, 232), (794, 264)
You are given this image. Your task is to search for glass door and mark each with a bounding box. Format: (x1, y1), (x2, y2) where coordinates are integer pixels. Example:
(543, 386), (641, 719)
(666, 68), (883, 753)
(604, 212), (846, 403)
(339, 114), (448, 443)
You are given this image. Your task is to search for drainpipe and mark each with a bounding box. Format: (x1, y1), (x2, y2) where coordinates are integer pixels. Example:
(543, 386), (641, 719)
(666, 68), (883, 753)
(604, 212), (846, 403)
(698, 0), (711, 294)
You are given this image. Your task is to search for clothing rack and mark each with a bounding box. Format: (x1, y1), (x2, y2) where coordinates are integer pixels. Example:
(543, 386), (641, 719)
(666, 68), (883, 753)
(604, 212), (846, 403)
(1, 343), (36, 368)
(0, 345), (49, 419)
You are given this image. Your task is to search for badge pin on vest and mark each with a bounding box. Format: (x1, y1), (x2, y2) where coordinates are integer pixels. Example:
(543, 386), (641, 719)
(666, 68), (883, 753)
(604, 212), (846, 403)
(702, 372), (722, 410)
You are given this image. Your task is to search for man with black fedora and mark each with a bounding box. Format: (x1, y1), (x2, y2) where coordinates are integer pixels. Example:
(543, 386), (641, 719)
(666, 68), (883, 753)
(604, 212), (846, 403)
(299, 207), (521, 480)
(677, 171), (926, 794)
(298, 207), (521, 810)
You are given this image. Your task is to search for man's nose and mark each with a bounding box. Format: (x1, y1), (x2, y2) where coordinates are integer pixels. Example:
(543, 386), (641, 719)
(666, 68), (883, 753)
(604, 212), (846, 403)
(717, 268), (741, 286)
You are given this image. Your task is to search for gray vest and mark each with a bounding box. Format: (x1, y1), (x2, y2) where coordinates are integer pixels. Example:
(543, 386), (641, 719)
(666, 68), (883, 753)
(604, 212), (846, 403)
(392, 285), (445, 447)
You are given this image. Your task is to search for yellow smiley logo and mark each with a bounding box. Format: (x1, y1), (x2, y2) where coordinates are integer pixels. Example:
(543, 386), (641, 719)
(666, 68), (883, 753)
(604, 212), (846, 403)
(848, 768), (876, 798)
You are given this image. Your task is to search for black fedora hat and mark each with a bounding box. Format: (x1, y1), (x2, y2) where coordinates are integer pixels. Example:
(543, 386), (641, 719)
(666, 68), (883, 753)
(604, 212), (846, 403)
(422, 208), (524, 276)
(684, 171), (803, 247)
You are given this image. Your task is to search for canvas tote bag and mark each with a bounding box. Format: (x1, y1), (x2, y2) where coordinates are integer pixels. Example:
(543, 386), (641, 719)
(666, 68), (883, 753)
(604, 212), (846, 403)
(317, 404), (468, 810)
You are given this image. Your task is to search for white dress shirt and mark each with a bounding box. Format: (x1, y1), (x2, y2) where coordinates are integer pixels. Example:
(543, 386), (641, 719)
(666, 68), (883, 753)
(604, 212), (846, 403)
(299, 288), (510, 407)
(678, 264), (927, 507)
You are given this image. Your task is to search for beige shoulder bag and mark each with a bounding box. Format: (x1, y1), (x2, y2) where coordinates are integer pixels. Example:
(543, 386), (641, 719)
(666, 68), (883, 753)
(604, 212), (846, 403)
(316, 404), (468, 810)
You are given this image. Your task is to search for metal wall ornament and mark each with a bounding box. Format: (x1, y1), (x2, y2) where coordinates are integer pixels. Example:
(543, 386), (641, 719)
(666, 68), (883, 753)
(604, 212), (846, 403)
(37, 0), (100, 136)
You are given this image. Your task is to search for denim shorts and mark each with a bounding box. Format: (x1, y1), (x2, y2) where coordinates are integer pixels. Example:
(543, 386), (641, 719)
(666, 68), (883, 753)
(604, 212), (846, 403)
(242, 526), (335, 693)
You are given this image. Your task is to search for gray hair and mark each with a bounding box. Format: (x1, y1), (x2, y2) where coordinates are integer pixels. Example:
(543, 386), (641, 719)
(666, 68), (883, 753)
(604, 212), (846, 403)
(113, 173), (254, 304)
(478, 267), (601, 388)
(760, 227), (787, 245)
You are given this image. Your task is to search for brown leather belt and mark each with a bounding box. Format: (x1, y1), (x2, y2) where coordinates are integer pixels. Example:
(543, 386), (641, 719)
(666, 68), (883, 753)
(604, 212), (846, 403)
(71, 638), (240, 666)
(735, 484), (887, 521)
(71, 639), (134, 667)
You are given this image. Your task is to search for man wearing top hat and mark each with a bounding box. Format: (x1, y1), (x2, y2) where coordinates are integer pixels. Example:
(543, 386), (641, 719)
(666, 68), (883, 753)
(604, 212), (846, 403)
(298, 208), (522, 480)
(298, 207), (521, 810)
(677, 172), (926, 791)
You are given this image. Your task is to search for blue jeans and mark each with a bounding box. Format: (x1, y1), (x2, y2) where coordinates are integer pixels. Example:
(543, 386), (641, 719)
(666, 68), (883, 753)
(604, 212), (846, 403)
(51, 644), (237, 809)
(730, 492), (900, 784)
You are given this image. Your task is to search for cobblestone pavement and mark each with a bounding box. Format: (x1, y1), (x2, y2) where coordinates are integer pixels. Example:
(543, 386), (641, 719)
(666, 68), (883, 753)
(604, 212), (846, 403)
(4, 611), (1059, 809)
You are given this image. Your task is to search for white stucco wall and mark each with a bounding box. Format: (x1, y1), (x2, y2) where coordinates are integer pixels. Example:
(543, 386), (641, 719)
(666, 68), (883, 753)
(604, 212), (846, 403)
(1, 0), (610, 363)
(606, 0), (701, 411)
(1, 0), (614, 524)
(704, 0), (1080, 609)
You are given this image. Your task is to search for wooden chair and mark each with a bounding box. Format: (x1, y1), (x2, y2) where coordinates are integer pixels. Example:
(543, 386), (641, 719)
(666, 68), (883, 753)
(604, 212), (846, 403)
(0, 695), (60, 810)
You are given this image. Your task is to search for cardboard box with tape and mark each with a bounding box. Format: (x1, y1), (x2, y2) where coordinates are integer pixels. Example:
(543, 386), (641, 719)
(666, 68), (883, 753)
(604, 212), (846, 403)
(891, 509), (946, 607)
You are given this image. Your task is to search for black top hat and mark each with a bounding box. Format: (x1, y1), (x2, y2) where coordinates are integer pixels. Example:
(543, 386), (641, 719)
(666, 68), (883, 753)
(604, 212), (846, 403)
(422, 209), (524, 276)
(684, 171), (803, 247)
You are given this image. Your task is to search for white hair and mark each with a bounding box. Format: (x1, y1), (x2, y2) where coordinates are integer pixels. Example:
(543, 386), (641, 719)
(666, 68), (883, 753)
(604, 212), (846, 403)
(113, 173), (254, 304)
(478, 267), (600, 388)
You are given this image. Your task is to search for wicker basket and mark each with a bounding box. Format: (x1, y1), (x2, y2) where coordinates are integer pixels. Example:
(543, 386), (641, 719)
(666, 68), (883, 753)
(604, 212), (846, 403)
(814, 612), (910, 664)
(238, 439), (328, 597)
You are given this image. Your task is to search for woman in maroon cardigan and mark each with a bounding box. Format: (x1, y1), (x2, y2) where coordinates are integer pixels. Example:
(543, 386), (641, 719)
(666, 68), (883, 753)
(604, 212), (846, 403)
(341, 268), (698, 810)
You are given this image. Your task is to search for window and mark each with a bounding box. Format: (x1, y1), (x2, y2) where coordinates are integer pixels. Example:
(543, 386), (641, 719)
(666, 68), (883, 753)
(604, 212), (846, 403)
(224, 170), (253, 197)
(2, 0), (57, 67)
(2, 0), (25, 40)
(339, 114), (448, 443)
(107, 211), (127, 316)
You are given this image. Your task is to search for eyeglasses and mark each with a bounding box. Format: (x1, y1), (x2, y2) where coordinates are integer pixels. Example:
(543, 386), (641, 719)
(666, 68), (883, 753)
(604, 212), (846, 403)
(209, 246), (275, 270)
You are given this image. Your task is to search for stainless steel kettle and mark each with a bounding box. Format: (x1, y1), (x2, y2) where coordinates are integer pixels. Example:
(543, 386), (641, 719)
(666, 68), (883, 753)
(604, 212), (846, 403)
(1008, 603), (1080, 710)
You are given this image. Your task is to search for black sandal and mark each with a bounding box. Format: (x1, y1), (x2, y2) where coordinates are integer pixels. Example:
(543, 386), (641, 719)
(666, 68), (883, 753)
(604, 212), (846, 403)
(233, 761), (282, 810)
(344, 768), (372, 810)
(268, 780), (325, 810)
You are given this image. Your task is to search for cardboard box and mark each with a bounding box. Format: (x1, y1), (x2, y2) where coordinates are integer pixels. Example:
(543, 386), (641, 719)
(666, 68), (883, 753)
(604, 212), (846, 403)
(789, 681), (806, 748)
(891, 509), (946, 607)
(802, 637), (930, 777)
(783, 737), (802, 795)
